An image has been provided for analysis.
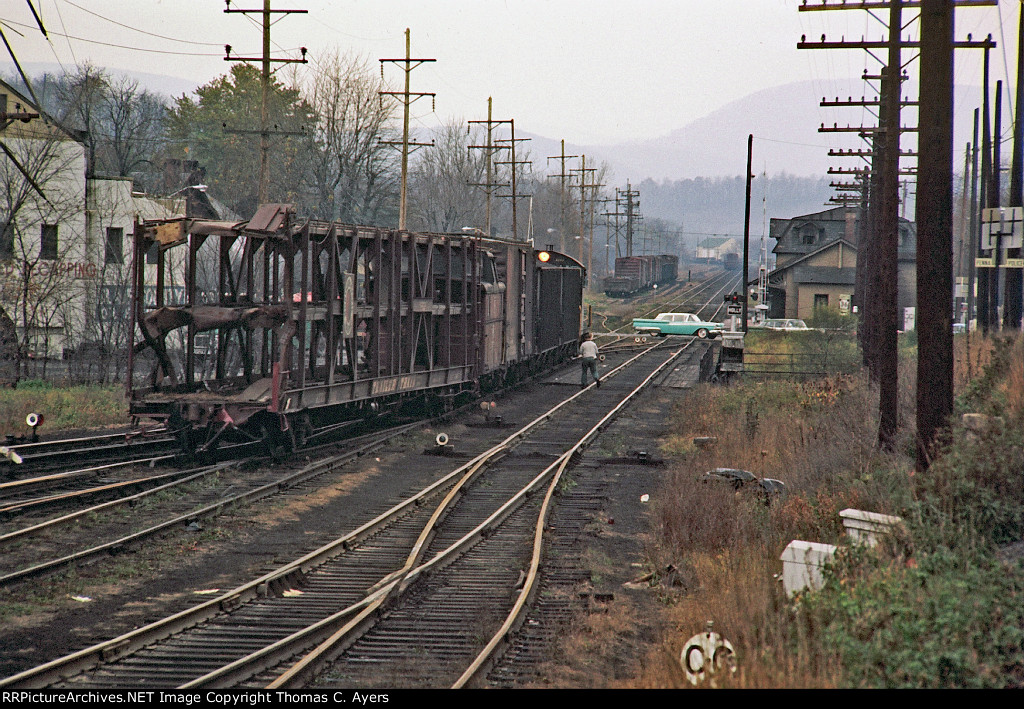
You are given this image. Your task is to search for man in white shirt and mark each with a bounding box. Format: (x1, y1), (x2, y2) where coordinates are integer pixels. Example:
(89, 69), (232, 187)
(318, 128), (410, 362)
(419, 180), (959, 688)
(578, 332), (601, 388)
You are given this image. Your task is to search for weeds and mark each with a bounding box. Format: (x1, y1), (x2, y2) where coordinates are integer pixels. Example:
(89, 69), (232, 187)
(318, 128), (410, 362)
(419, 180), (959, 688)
(636, 333), (1024, 688)
(0, 383), (126, 435)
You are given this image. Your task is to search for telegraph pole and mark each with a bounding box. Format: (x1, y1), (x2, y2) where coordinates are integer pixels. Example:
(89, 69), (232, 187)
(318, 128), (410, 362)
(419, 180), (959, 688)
(547, 140), (579, 252)
(619, 183), (641, 256)
(469, 98), (514, 236)
(494, 120), (532, 240)
(915, 0), (955, 469)
(743, 134), (753, 332)
(224, 0), (307, 206)
(978, 44), (992, 332)
(379, 28), (436, 230)
(800, 0), (994, 450)
(571, 158), (603, 282)
(1006, 7), (1024, 330)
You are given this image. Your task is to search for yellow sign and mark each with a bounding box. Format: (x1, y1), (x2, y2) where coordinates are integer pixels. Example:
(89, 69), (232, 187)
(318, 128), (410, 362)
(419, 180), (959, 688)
(976, 257), (995, 268)
(1005, 258), (1024, 268)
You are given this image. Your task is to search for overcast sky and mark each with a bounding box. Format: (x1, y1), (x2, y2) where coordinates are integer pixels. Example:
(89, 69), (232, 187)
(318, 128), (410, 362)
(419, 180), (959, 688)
(2, 1), (1019, 147)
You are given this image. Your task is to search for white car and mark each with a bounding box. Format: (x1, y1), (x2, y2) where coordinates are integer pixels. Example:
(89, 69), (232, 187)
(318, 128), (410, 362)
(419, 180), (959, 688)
(760, 318), (811, 332)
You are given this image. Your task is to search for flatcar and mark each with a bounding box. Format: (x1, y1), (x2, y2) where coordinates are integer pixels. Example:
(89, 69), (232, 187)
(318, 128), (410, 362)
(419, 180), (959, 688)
(128, 204), (584, 454)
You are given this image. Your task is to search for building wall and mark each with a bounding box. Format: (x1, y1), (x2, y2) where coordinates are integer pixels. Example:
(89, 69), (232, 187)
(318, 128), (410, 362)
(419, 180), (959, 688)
(0, 119), (89, 357)
(796, 284), (853, 319)
(897, 260), (917, 317)
(81, 178), (182, 354)
(771, 242), (857, 319)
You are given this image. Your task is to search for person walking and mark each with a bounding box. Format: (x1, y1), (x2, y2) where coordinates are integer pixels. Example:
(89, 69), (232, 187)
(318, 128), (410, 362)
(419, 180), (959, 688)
(579, 332), (601, 388)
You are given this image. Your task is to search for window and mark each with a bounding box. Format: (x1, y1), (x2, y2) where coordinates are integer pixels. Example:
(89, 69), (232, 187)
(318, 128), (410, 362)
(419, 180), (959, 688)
(105, 227), (124, 264)
(800, 224), (817, 245)
(814, 294), (829, 309)
(146, 242), (160, 264)
(39, 224), (57, 260)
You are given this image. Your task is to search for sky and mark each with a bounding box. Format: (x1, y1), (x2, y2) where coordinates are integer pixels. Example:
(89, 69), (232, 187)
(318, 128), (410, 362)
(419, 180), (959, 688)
(1, 1), (1021, 157)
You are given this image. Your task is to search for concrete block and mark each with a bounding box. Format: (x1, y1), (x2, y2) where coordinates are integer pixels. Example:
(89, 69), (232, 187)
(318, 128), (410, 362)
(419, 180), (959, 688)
(780, 540), (837, 596)
(840, 508), (903, 547)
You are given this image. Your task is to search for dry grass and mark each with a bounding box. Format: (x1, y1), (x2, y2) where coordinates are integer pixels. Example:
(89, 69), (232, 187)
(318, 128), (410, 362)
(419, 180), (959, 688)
(0, 381), (127, 434)
(627, 373), (915, 688)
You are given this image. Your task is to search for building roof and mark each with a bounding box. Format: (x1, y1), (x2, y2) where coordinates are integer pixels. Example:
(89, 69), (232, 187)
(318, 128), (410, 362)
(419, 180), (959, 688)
(696, 236), (736, 249)
(766, 237), (858, 282)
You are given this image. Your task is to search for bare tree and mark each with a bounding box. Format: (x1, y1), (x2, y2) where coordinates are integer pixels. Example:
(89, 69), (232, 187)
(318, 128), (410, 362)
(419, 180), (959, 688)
(406, 120), (487, 233)
(300, 51), (400, 225)
(101, 75), (167, 189)
(51, 63), (107, 176)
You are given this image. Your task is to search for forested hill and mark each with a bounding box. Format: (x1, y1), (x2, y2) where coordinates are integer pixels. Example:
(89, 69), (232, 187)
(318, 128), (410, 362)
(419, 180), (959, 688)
(638, 173), (834, 244)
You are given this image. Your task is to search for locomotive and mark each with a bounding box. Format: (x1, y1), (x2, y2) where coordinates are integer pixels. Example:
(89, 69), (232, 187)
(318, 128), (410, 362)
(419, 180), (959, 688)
(128, 204), (584, 453)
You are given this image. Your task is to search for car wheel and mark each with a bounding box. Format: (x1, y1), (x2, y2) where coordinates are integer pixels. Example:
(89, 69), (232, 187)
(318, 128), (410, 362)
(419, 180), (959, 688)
(696, 328), (708, 339)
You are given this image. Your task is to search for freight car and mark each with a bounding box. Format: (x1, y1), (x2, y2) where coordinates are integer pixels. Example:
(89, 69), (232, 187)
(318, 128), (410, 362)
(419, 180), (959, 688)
(603, 254), (678, 296)
(128, 204), (584, 454)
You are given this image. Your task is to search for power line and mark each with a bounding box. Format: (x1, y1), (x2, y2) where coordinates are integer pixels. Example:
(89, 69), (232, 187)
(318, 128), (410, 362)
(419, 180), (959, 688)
(59, 1), (225, 46)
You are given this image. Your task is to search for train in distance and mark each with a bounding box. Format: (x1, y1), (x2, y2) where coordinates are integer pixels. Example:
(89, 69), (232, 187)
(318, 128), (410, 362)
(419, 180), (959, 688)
(128, 204), (586, 455)
(603, 254), (679, 297)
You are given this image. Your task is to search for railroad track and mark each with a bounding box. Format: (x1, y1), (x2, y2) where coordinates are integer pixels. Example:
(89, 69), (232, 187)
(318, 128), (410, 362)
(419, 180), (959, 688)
(598, 269), (740, 341)
(0, 429), (179, 476)
(1, 339), (710, 689)
(0, 421), (425, 589)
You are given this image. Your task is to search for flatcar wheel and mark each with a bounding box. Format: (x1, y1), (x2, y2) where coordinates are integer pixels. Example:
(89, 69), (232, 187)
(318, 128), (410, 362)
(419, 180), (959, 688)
(293, 415), (313, 449)
(260, 423), (291, 462)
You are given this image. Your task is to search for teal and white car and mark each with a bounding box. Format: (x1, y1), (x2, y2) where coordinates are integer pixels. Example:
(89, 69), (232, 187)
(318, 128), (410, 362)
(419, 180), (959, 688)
(631, 312), (724, 339)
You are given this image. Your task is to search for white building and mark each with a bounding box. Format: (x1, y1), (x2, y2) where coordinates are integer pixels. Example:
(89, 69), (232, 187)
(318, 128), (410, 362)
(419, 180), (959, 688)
(0, 80), (181, 359)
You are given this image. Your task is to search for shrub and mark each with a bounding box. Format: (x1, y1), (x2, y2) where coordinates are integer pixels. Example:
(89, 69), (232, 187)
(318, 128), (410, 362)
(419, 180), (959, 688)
(799, 546), (1024, 688)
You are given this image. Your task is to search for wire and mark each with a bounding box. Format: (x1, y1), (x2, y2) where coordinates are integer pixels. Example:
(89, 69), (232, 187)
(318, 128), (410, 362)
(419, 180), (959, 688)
(59, 0), (224, 47)
(1, 19), (222, 56)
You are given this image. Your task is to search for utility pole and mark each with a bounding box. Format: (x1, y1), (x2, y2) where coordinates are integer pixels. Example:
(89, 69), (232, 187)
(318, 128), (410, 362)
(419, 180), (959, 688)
(799, 0), (994, 451)
(978, 44), (993, 333)
(571, 156), (595, 266)
(469, 98), (514, 236)
(915, 0), (955, 470)
(547, 140), (579, 253)
(1006, 7), (1024, 330)
(743, 134), (754, 332)
(379, 28), (435, 230)
(968, 109), (979, 330)
(571, 158), (603, 283)
(618, 183), (641, 256)
(602, 194), (626, 262)
(494, 120), (532, 240)
(224, 1), (307, 206)
(989, 81), (1004, 329)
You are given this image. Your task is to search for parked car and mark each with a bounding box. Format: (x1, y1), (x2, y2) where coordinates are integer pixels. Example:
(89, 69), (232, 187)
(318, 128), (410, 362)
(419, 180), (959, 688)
(759, 318), (812, 332)
(632, 312), (723, 339)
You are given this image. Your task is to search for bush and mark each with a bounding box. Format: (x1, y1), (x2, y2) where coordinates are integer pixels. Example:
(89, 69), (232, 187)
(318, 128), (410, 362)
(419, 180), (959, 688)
(799, 546), (1024, 688)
